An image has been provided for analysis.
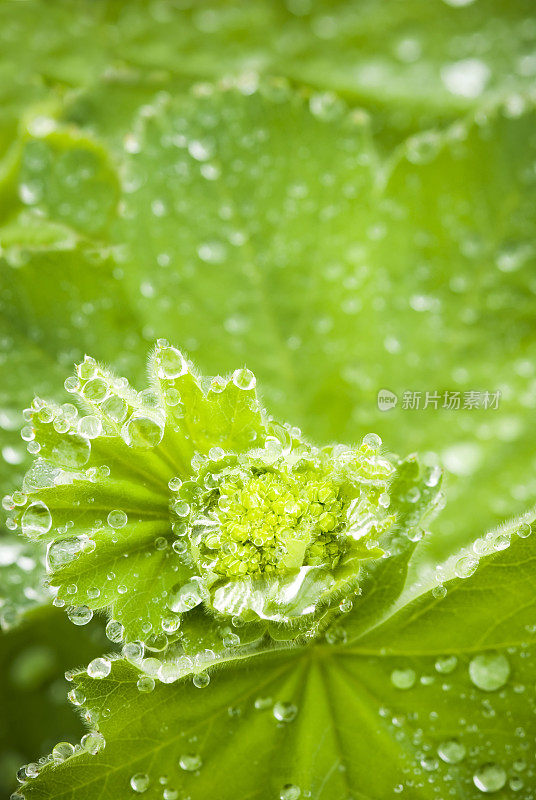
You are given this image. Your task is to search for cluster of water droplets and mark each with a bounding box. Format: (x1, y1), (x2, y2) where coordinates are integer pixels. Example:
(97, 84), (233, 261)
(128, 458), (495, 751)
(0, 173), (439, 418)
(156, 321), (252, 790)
(422, 516), (534, 600)
(14, 728), (105, 793)
(383, 639), (535, 795)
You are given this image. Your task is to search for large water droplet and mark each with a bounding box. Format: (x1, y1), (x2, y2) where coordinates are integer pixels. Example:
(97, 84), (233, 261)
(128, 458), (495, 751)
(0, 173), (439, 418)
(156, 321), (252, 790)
(81, 731), (105, 754)
(105, 620), (125, 643)
(280, 785), (301, 800)
(469, 653), (510, 691)
(121, 415), (164, 449)
(157, 347), (188, 379)
(272, 702), (298, 723)
(455, 555), (478, 579)
(179, 753), (202, 772)
(130, 773), (150, 793)
(193, 671), (210, 689)
(21, 501), (52, 537)
(473, 763), (507, 793)
(78, 415), (102, 439)
(52, 742), (75, 762)
(81, 377), (109, 403)
(437, 739), (466, 764)
(137, 675), (155, 693)
(107, 509), (128, 529)
(101, 395), (128, 423)
(51, 433), (91, 468)
(232, 368), (256, 391)
(390, 668), (416, 690)
(435, 655), (457, 674)
(67, 605), (93, 626)
(47, 537), (83, 569)
(87, 657), (111, 679)
(167, 580), (204, 613)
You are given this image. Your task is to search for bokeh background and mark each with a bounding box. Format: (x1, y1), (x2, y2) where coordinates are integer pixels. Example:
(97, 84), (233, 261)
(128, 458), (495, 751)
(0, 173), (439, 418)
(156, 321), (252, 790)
(1, 0), (535, 794)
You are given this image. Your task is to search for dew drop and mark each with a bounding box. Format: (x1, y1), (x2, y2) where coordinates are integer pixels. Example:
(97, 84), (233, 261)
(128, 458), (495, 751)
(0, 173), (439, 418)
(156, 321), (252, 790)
(517, 522), (532, 538)
(232, 368), (256, 391)
(362, 433), (382, 449)
(21, 501), (52, 537)
(455, 555), (478, 579)
(106, 620), (125, 643)
(67, 605), (93, 626)
(78, 415), (102, 439)
(437, 739), (466, 764)
(157, 347), (188, 379)
(122, 415), (164, 449)
(473, 763), (507, 793)
(130, 772), (150, 793)
(179, 753), (202, 772)
(82, 378), (109, 403)
(68, 687), (86, 706)
(435, 655), (457, 674)
(469, 653), (510, 691)
(161, 616), (181, 634)
(101, 395), (128, 423)
(192, 671), (210, 689)
(52, 742), (75, 762)
(87, 657), (111, 679)
(390, 668), (416, 690)
(172, 500), (190, 518)
(222, 632), (240, 647)
(81, 731), (105, 754)
(280, 785), (301, 800)
(254, 696), (272, 710)
(46, 537), (83, 569)
(273, 702), (298, 723)
(137, 675), (155, 693)
(123, 641), (144, 662)
(108, 509), (128, 529)
(168, 477), (182, 492)
(167, 580), (204, 613)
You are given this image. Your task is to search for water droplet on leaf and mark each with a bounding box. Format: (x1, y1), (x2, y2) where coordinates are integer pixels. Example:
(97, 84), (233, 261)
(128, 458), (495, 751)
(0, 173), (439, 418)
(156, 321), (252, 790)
(130, 772), (150, 793)
(469, 653), (510, 691)
(87, 657), (111, 679)
(473, 763), (507, 793)
(390, 668), (416, 690)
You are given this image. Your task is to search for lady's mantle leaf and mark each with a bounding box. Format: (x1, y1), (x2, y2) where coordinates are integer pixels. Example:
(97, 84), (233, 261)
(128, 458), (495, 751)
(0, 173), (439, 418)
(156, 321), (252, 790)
(8, 346), (441, 650)
(17, 513), (536, 800)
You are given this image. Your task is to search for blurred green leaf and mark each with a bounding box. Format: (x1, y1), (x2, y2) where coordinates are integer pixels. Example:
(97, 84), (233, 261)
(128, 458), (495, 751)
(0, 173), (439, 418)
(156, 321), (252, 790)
(0, 0), (534, 150)
(2, 86), (536, 561)
(0, 605), (107, 797)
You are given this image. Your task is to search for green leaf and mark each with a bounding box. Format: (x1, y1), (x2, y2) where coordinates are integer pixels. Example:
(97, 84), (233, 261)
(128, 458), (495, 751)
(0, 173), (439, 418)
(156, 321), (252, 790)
(1, 0), (534, 148)
(0, 605), (107, 799)
(18, 515), (536, 799)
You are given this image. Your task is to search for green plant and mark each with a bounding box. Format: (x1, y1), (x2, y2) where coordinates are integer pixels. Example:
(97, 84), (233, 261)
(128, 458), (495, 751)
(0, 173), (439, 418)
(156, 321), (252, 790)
(1, 2), (536, 799)
(7, 347), (536, 799)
